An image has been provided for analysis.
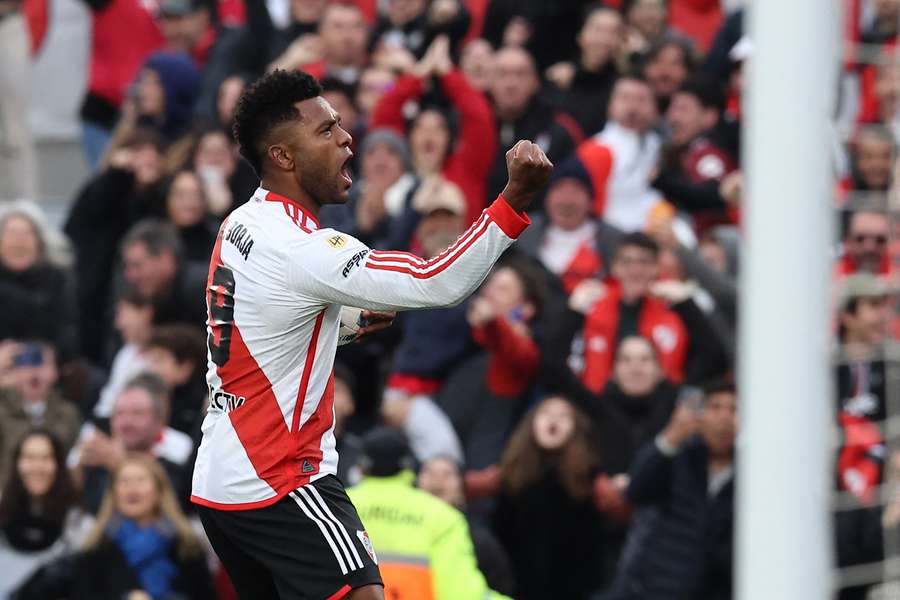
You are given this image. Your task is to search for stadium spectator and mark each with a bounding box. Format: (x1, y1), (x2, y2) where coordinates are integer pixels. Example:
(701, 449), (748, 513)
(370, 0), (470, 60)
(120, 220), (209, 331)
(381, 181), (472, 463)
(487, 45), (583, 202)
(835, 274), (894, 503)
(0, 429), (91, 598)
(333, 362), (365, 487)
(417, 455), (517, 597)
(556, 233), (690, 393)
(0, 341), (81, 481)
(189, 125), (258, 217)
(459, 38), (494, 91)
(78, 0), (165, 168)
(348, 427), (511, 600)
(546, 4), (624, 137)
(162, 170), (218, 262)
(65, 128), (167, 364)
(493, 395), (603, 600)
(270, 2), (369, 83)
(319, 127), (413, 240)
(622, 0), (670, 62)
(837, 209), (894, 277)
(517, 158), (622, 296)
(837, 126), (895, 201)
(71, 373), (193, 513)
(91, 288), (154, 420)
(640, 35), (696, 114)
(0, 202), (79, 360)
(355, 66), (397, 122)
(605, 381), (737, 600)
(0, 0), (37, 202)
(575, 74), (664, 231)
(652, 76), (737, 228)
(370, 34), (496, 223)
(143, 324), (208, 437)
(70, 454), (214, 599)
(437, 258), (546, 472)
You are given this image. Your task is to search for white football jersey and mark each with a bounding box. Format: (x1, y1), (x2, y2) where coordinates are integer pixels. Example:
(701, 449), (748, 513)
(191, 187), (530, 509)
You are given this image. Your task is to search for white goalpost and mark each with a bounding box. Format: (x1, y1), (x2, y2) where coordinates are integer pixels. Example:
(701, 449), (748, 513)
(737, 0), (839, 599)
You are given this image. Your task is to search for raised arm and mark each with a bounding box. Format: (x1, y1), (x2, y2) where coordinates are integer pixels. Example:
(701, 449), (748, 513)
(289, 141), (553, 311)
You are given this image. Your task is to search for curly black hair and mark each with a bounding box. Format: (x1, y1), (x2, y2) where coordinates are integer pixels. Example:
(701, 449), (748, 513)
(232, 69), (323, 176)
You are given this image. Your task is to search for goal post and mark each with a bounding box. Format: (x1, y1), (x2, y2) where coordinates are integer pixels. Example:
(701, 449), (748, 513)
(737, 1), (840, 599)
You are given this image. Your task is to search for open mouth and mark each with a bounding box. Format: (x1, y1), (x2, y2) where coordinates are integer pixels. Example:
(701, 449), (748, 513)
(340, 156), (353, 188)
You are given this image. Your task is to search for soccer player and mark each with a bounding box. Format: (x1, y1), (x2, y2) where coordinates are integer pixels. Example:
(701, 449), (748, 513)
(191, 69), (552, 600)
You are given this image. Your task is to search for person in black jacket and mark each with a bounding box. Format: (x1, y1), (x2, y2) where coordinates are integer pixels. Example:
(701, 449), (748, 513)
(73, 453), (213, 600)
(0, 203), (79, 361)
(494, 395), (604, 600)
(603, 380), (737, 600)
(64, 128), (167, 364)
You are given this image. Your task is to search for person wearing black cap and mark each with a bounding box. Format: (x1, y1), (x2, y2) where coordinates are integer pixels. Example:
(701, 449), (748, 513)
(348, 428), (511, 600)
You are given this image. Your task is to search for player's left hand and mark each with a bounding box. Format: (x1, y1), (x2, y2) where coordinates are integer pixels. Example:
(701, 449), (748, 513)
(357, 310), (396, 341)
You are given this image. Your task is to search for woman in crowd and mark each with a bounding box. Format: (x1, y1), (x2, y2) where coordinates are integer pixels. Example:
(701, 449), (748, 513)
(493, 395), (604, 600)
(0, 429), (91, 598)
(162, 170), (217, 263)
(0, 203), (78, 361)
(71, 454), (214, 600)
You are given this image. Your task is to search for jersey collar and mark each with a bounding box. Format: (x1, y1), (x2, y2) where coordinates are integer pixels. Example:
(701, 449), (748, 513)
(257, 187), (321, 229)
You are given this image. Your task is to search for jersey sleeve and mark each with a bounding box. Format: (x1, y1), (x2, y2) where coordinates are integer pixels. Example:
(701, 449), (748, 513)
(287, 196), (530, 312)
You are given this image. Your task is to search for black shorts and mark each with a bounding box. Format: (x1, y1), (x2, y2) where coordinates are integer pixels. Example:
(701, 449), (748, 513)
(197, 475), (383, 600)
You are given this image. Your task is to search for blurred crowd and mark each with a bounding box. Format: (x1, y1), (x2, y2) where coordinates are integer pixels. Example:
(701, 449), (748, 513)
(0, 0), (899, 599)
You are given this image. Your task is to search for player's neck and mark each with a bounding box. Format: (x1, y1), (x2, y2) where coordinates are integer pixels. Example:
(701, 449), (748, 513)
(261, 177), (321, 217)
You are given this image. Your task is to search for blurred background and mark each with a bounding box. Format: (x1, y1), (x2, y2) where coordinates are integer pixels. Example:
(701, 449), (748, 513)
(0, 0), (897, 599)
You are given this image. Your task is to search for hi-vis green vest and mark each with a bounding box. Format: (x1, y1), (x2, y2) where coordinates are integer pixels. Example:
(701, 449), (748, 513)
(348, 472), (511, 600)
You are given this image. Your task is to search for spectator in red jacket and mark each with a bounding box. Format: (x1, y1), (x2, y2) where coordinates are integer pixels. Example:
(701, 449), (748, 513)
(837, 209), (893, 277)
(836, 274), (894, 504)
(579, 233), (689, 392)
(652, 75), (737, 229)
(370, 35), (496, 224)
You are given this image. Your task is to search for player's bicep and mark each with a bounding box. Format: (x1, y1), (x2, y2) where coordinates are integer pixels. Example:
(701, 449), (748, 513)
(286, 233), (440, 311)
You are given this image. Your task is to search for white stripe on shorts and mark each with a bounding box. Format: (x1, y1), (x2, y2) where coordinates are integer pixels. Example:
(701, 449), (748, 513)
(296, 486), (360, 572)
(288, 490), (348, 575)
(305, 485), (365, 569)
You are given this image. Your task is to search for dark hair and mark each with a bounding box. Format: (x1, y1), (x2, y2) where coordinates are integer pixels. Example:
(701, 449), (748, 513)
(333, 361), (357, 393)
(320, 76), (359, 111)
(615, 231), (660, 258)
(232, 69), (323, 175)
(146, 324), (207, 373)
(117, 285), (155, 308)
(677, 75), (727, 113)
(496, 254), (547, 317)
(121, 219), (184, 259)
(703, 379), (736, 399)
(0, 429), (76, 530)
(643, 33), (697, 72)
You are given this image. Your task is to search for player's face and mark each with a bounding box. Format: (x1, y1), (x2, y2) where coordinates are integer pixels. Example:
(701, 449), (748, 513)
(288, 97), (354, 205)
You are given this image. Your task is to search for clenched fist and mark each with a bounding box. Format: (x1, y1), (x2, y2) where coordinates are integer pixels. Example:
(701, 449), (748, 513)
(501, 140), (554, 212)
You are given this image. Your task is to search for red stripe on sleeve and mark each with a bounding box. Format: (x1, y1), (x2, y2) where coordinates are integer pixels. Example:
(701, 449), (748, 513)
(485, 195), (531, 239)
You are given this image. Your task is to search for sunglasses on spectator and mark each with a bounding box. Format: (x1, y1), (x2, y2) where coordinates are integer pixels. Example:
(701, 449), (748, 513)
(853, 233), (888, 245)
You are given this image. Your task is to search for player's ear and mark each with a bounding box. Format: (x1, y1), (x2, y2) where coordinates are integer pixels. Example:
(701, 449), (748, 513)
(268, 144), (295, 171)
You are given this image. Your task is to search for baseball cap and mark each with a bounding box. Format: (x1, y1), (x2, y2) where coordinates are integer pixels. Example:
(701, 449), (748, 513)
(412, 177), (466, 217)
(838, 273), (895, 310)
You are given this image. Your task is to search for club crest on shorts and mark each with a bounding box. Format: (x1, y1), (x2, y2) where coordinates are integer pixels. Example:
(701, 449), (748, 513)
(357, 530), (377, 564)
